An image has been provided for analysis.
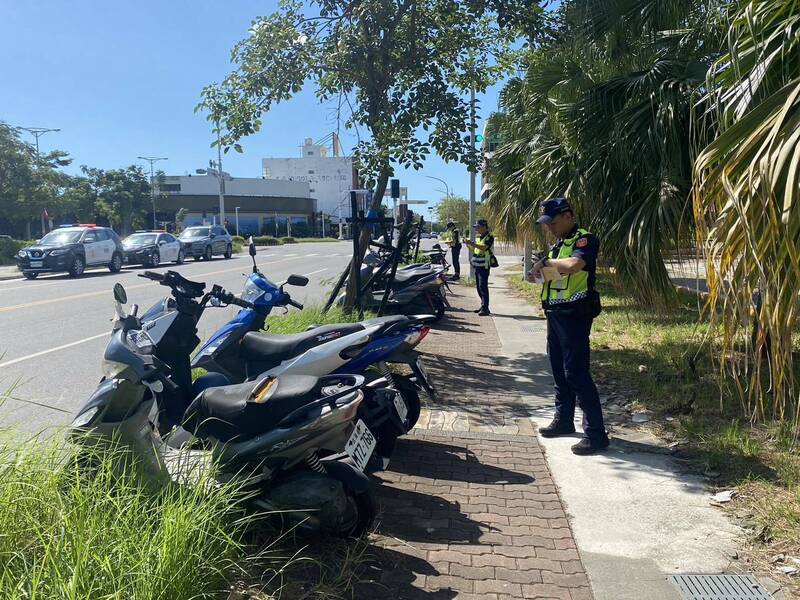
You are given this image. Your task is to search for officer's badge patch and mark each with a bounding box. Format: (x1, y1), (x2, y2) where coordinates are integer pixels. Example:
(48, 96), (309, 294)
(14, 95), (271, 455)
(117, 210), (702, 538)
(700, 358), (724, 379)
(576, 237), (588, 248)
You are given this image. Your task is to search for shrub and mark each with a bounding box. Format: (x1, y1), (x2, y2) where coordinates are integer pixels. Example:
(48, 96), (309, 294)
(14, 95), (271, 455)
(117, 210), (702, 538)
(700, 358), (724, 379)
(252, 236), (282, 246)
(232, 235), (247, 244)
(281, 237), (297, 244)
(0, 238), (36, 266)
(264, 304), (375, 334)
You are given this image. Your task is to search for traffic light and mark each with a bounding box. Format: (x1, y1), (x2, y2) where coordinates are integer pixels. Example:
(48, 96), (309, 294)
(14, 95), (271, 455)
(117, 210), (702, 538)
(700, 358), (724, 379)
(463, 134), (485, 143)
(390, 179), (400, 199)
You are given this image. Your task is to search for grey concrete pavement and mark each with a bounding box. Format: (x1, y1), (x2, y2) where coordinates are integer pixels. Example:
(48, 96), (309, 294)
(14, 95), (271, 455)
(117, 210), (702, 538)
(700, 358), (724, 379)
(0, 242), (354, 433)
(485, 260), (745, 600)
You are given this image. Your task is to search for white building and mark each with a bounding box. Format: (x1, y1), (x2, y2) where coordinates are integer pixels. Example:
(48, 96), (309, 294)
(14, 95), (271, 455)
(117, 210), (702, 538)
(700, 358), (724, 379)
(159, 175), (315, 236)
(262, 138), (355, 217)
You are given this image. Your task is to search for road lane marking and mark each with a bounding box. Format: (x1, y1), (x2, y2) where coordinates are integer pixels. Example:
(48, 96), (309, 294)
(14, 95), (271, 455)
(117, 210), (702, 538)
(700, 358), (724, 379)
(0, 256), (307, 313)
(305, 253), (319, 257)
(303, 268), (329, 277)
(0, 332), (109, 369)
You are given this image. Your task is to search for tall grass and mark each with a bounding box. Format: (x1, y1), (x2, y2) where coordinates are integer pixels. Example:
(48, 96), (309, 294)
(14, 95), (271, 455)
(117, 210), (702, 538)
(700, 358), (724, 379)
(264, 305), (375, 334)
(0, 431), (253, 599)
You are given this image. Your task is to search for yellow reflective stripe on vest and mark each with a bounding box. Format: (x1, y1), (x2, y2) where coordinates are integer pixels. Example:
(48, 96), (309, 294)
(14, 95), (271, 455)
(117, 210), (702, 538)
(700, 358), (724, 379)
(471, 234), (491, 267)
(541, 228), (590, 304)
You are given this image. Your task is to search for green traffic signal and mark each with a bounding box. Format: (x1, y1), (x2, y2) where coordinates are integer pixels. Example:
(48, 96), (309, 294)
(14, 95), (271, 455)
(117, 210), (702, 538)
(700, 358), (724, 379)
(475, 134), (484, 143)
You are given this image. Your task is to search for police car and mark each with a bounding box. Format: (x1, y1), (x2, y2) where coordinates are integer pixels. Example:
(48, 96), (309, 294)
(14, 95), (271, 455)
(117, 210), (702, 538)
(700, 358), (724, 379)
(121, 230), (185, 267)
(16, 224), (124, 279)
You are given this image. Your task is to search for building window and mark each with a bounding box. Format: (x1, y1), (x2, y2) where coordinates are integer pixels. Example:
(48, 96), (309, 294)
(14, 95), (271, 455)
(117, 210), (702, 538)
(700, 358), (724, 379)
(308, 170), (314, 174)
(307, 151), (314, 156)
(161, 183), (181, 192)
(263, 167), (271, 178)
(310, 188), (315, 192)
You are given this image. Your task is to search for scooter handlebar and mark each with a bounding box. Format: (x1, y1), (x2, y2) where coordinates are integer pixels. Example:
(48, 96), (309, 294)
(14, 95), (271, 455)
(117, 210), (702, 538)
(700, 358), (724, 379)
(139, 271), (165, 282)
(212, 290), (255, 309)
(288, 298), (304, 310)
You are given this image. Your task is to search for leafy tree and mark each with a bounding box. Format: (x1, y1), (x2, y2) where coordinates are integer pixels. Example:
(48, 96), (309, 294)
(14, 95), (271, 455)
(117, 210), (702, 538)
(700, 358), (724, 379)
(198, 0), (537, 307)
(82, 166), (152, 236)
(434, 195), (486, 232)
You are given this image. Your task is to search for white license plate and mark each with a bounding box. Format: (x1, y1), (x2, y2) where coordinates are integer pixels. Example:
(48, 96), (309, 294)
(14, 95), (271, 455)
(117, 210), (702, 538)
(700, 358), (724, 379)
(393, 392), (408, 423)
(29, 261), (42, 268)
(345, 419), (377, 472)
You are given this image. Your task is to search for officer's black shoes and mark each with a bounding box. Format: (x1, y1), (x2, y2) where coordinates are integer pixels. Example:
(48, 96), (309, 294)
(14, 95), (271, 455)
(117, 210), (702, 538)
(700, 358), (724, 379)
(571, 437), (611, 455)
(478, 309), (491, 316)
(539, 419), (576, 438)
(473, 308), (483, 313)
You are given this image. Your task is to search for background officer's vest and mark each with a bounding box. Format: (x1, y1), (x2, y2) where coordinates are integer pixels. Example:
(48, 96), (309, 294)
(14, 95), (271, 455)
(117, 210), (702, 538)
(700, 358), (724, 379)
(541, 228), (591, 305)
(471, 233), (491, 268)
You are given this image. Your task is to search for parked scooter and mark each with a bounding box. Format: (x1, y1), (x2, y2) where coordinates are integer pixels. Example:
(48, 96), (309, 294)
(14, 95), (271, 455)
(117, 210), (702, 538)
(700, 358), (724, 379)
(70, 278), (382, 536)
(191, 242), (438, 435)
(341, 241), (450, 321)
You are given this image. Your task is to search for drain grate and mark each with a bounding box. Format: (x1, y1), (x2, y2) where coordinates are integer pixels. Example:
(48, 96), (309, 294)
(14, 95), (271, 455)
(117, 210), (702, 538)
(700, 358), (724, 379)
(669, 574), (771, 600)
(519, 323), (547, 333)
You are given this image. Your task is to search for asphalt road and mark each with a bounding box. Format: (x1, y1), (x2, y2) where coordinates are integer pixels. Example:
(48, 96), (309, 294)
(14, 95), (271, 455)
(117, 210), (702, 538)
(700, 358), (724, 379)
(0, 241), (357, 433)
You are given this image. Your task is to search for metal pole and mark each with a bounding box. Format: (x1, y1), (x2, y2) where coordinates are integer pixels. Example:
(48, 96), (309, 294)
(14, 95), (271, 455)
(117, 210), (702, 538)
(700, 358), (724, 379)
(18, 127), (60, 235)
(425, 175), (451, 199)
(216, 126), (226, 226)
(235, 207), (240, 236)
(469, 87), (476, 280)
(138, 156), (168, 230)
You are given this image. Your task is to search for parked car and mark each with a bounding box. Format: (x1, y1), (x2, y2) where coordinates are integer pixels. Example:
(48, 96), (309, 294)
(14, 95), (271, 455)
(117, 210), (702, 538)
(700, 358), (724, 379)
(122, 231), (185, 267)
(15, 224), (123, 279)
(178, 225), (233, 260)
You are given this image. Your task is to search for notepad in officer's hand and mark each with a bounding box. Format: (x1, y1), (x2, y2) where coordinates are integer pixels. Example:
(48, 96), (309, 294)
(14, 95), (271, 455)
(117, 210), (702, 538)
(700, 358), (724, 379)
(541, 266), (562, 282)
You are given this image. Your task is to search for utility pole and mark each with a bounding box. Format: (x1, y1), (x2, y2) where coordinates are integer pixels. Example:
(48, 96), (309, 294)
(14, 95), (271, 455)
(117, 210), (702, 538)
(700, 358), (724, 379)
(138, 156), (168, 229)
(216, 129), (226, 226)
(468, 87), (477, 280)
(18, 126), (60, 236)
(235, 206), (240, 236)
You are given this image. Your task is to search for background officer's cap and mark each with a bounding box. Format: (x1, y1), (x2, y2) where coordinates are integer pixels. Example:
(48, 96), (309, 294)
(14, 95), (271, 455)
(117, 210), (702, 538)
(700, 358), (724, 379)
(535, 197), (572, 224)
(474, 219), (489, 228)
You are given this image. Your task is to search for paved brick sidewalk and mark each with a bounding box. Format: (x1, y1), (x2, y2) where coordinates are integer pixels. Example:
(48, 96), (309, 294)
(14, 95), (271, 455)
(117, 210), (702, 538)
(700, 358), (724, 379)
(353, 285), (593, 600)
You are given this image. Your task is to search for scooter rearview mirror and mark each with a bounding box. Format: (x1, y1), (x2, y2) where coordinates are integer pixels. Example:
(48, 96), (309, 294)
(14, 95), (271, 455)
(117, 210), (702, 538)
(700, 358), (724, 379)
(113, 283), (127, 305)
(286, 274), (309, 287)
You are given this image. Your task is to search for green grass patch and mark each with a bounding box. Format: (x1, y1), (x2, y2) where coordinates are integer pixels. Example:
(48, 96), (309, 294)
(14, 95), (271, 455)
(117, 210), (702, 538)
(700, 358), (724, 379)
(506, 269), (800, 574)
(0, 431), (258, 599)
(295, 237), (342, 243)
(264, 304), (375, 334)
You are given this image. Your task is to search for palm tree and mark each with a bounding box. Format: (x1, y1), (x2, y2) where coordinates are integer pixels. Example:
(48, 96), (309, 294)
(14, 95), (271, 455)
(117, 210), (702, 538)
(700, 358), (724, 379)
(693, 0), (800, 424)
(485, 0), (725, 304)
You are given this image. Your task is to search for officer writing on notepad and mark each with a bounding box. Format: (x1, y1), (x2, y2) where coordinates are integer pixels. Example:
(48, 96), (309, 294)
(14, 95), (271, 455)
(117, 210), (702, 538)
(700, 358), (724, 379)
(527, 198), (609, 455)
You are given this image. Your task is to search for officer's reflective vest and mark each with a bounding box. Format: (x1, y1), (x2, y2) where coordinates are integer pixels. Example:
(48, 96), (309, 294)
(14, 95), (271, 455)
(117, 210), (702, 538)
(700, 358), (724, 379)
(541, 227), (591, 305)
(470, 233), (492, 268)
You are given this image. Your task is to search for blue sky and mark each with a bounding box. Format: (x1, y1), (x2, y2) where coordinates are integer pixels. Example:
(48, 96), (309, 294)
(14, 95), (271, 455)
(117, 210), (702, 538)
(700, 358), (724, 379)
(0, 1), (510, 213)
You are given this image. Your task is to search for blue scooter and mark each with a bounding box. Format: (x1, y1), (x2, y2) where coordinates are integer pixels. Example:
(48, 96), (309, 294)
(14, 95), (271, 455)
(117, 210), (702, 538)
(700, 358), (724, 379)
(191, 240), (439, 431)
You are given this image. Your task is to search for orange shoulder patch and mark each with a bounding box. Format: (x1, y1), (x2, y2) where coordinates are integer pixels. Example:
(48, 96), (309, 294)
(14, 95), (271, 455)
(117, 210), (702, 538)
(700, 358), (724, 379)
(576, 237), (589, 248)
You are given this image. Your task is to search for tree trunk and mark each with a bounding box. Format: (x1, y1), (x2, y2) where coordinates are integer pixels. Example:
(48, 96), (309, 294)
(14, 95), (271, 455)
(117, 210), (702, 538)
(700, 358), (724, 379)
(342, 168), (391, 312)
(25, 221), (31, 241)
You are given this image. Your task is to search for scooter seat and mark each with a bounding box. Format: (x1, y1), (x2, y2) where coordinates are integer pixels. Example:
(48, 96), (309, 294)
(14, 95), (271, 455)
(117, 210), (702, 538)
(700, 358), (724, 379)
(182, 374), (322, 442)
(240, 323), (365, 365)
(393, 270), (431, 284)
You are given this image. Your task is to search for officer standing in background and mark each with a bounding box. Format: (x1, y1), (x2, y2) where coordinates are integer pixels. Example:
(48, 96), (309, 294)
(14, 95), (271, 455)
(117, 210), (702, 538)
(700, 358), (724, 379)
(443, 220), (462, 280)
(528, 198), (610, 455)
(464, 219), (494, 316)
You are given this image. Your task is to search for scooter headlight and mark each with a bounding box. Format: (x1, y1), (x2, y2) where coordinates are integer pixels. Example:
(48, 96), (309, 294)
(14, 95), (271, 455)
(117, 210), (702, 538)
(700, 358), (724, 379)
(126, 330), (155, 355)
(71, 406), (99, 428)
(102, 359), (129, 379)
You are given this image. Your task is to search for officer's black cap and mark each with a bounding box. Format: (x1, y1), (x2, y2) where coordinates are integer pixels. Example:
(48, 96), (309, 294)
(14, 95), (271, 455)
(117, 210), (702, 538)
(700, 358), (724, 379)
(535, 198), (572, 224)
(473, 219), (489, 228)
(446, 221), (455, 228)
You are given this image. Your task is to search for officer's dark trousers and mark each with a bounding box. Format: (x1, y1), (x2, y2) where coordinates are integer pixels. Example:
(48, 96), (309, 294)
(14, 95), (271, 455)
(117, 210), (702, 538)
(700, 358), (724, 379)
(451, 245), (461, 277)
(475, 266), (490, 312)
(546, 312), (608, 442)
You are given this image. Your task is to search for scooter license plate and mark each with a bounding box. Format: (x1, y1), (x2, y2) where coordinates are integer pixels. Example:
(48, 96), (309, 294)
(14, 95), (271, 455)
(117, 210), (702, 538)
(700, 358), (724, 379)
(345, 419), (377, 472)
(30, 261), (42, 268)
(393, 391), (408, 423)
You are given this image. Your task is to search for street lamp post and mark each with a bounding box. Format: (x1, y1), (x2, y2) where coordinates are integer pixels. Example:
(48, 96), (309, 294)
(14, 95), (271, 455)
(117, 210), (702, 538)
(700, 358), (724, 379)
(18, 126), (60, 235)
(195, 163), (232, 229)
(425, 175), (452, 199)
(235, 206), (240, 236)
(138, 156), (168, 229)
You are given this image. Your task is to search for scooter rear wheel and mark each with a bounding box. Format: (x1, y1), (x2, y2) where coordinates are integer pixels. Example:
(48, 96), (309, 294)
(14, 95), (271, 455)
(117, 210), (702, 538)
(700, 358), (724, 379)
(336, 487), (376, 538)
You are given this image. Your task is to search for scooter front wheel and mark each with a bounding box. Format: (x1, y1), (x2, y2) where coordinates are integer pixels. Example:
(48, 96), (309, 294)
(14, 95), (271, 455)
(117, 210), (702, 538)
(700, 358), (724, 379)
(336, 487), (376, 538)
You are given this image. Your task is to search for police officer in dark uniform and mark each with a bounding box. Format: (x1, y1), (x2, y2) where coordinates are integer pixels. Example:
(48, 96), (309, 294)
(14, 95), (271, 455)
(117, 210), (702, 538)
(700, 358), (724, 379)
(528, 198), (610, 455)
(464, 219), (494, 316)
